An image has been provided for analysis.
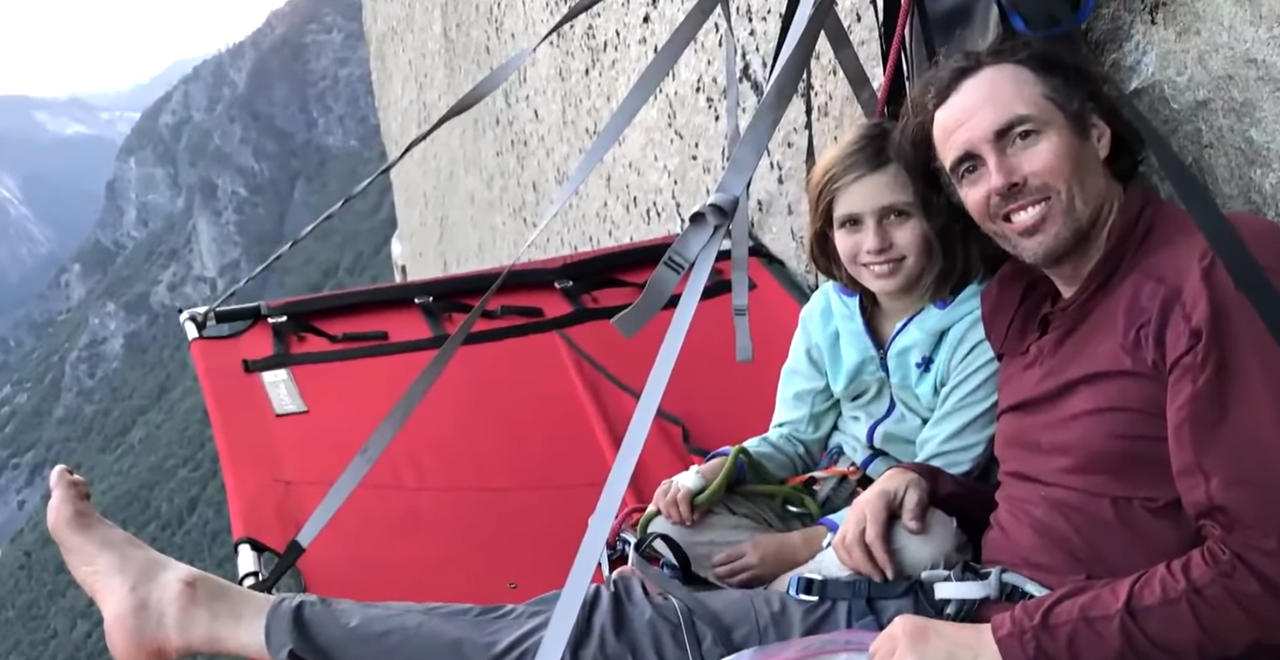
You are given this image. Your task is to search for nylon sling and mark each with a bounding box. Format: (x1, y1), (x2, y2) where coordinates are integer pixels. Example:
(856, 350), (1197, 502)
(824, 10), (879, 117)
(611, 0), (819, 342)
(1035, 0), (1280, 346)
(247, 0), (726, 593)
(722, 0), (754, 363)
(725, 0), (882, 360)
(532, 3), (839, 659)
(595, 0), (757, 579)
(199, 0), (613, 319)
(612, 0), (880, 343)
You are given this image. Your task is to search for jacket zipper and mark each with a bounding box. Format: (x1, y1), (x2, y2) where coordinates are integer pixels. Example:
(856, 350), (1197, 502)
(863, 309), (922, 452)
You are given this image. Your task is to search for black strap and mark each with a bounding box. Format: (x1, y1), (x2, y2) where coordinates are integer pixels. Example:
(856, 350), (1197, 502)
(555, 275), (645, 310)
(914, 0), (939, 64)
(632, 531), (697, 583)
(420, 298), (545, 320)
(802, 66), (816, 172)
(273, 317), (388, 346)
(629, 559), (738, 658)
(822, 12), (878, 117)
(415, 298), (448, 336)
(416, 298), (545, 337)
(551, 328), (705, 460)
(785, 573), (921, 601)
(268, 317), (389, 362)
(769, 0), (803, 72)
(1037, 1), (1280, 347)
(243, 276), (743, 373)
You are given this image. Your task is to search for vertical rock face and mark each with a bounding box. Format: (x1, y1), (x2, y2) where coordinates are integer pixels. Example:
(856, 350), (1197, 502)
(1088, 0), (1279, 218)
(361, 0), (888, 288)
(79, 0), (385, 309)
(0, 0), (399, 653)
(361, 0), (1279, 286)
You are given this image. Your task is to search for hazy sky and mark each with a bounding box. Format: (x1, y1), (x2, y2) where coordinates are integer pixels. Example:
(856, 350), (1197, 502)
(0, 0), (290, 97)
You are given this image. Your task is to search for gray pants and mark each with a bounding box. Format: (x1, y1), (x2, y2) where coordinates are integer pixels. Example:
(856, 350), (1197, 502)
(262, 508), (967, 660)
(263, 573), (935, 660)
(647, 485), (970, 589)
(646, 491), (813, 587)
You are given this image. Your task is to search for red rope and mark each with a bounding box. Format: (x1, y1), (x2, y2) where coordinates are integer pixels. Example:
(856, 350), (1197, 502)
(607, 503), (648, 548)
(875, 0), (915, 118)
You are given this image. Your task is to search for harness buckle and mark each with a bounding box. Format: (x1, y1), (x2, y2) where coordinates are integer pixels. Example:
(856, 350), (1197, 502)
(923, 563), (1051, 620)
(785, 573), (827, 602)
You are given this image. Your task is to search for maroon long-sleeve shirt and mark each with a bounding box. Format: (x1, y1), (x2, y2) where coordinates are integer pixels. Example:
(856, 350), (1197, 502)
(902, 186), (1280, 660)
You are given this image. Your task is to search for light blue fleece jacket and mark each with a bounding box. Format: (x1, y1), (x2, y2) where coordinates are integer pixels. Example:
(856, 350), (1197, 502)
(707, 279), (999, 529)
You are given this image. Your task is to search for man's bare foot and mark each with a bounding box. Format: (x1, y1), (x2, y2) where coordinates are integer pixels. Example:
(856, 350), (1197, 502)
(44, 465), (270, 660)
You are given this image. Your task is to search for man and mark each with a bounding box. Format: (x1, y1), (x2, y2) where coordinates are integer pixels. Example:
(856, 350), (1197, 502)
(836, 36), (1280, 660)
(39, 36), (1280, 660)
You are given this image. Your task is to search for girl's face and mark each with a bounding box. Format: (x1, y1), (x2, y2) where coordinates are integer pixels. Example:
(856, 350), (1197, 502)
(830, 165), (934, 305)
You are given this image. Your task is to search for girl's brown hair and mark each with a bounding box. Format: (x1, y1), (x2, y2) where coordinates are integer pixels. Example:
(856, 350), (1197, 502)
(804, 118), (1007, 302)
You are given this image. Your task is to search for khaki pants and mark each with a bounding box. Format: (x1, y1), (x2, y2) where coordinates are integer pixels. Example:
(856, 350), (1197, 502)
(646, 484), (970, 589)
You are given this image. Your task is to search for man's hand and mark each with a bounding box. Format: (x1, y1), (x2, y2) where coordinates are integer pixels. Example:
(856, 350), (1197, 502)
(832, 467), (930, 581)
(710, 526), (827, 587)
(869, 615), (1002, 660)
(649, 456), (729, 526)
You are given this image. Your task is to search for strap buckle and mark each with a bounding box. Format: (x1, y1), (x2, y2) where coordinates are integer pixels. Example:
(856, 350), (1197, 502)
(785, 572), (917, 604)
(921, 563), (1052, 620)
(924, 565), (1005, 601)
(786, 573), (829, 602)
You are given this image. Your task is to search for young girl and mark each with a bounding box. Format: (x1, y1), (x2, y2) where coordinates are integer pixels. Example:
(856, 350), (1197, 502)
(645, 118), (1008, 589)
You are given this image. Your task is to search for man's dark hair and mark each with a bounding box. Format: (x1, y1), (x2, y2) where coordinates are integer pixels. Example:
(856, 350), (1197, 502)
(897, 35), (1147, 187)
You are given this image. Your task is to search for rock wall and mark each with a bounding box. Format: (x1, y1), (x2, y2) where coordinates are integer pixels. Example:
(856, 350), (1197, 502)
(1089, 0), (1279, 215)
(361, 0), (1279, 285)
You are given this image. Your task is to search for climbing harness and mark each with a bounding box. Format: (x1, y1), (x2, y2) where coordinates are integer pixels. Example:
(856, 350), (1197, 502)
(784, 561), (1053, 621)
(601, 444), (867, 584)
(631, 445), (823, 538)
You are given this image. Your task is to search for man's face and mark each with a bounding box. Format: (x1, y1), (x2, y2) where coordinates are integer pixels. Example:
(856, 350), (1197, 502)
(931, 63), (1113, 270)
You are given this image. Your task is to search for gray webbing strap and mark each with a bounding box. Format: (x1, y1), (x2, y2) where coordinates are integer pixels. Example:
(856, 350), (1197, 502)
(768, 0), (819, 87)
(720, 0), (753, 363)
(536, 221), (729, 660)
(250, 0), (724, 593)
(823, 11), (878, 117)
(924, 565), (1052, 600)
(611, 0), (832, 342)
(197, 0), (611, 320)
(536, 4), (837, 660)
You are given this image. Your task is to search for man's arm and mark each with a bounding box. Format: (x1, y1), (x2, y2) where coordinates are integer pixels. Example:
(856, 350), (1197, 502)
(894, 462), (997, 550)
(858, 311), (1001, 541)
(989, 223), (1280, 660)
